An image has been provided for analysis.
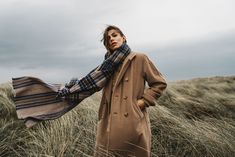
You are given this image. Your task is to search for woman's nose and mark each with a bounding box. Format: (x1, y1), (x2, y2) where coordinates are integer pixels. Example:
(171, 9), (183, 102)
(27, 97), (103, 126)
(110, 38), (114, 43)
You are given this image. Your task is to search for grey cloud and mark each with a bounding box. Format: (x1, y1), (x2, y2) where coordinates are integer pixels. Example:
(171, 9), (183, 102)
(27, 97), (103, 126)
(0, 1), (110, 71)
(145, 31), (235, 81)
(0, 0), (129, 71)
(1, 0), (235, 83)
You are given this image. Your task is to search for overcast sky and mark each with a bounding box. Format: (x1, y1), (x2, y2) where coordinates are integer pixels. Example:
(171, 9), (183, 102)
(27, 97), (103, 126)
(0, 0), (235, 84)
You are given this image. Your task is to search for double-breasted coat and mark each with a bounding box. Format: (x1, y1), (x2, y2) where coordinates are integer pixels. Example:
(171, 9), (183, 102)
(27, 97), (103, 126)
(94, 52), (167, 157)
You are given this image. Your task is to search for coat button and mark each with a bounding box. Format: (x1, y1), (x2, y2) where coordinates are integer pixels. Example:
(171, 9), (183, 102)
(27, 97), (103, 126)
(125, 77), (129, 81)
(124, 112), (128, 117)
(113, 112), (118, 115)
(123, 96), (128, 99)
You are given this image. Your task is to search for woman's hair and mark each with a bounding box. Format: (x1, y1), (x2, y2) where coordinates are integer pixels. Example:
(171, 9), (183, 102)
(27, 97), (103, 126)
(101, 25), (126, 51)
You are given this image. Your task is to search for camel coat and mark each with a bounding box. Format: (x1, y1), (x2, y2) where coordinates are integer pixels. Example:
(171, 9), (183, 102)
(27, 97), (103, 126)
(94, 52), (167, 157)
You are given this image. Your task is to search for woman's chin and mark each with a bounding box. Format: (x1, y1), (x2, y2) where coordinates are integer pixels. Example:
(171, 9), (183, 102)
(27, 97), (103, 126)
(113, 46), (121, 50)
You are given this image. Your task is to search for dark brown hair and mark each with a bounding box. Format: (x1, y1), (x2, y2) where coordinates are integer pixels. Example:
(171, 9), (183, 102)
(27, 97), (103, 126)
(101, 25), (126, 52)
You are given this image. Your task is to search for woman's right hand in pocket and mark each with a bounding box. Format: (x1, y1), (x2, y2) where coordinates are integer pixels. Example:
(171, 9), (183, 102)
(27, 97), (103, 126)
(137, 99), (146, 110)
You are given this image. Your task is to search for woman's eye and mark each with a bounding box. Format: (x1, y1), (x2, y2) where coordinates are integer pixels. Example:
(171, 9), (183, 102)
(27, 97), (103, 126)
(112, 34), (117, 37)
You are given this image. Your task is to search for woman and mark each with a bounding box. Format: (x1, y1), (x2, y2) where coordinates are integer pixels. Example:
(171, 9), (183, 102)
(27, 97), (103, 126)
(94, 25), (167, 157)
(13, 25), (167, 156)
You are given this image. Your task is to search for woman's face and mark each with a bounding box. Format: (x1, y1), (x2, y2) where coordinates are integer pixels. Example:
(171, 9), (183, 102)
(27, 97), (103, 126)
(107, 29), (126, 51)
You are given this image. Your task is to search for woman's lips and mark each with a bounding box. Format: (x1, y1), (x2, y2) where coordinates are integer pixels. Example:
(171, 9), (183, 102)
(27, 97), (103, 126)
(111, 42), (117, 47)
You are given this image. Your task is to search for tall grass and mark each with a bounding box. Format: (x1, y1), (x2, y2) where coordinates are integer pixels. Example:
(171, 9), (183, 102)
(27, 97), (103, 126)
(0, 76), (234, 157)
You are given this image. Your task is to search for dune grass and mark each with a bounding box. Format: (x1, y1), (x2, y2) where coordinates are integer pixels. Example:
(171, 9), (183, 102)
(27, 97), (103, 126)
(0, 76), (234, 157)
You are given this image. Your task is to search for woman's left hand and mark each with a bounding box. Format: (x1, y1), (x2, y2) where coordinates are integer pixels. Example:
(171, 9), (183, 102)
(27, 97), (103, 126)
(56, 87), (70, 99)
(137, 99), (146, 110)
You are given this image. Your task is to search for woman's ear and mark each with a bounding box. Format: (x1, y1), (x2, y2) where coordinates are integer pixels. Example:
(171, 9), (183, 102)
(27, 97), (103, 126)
(123, 36), (126, 42)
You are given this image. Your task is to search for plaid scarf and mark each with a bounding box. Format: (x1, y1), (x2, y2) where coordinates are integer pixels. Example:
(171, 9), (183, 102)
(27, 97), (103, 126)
(61, 43), (131, 102)
(12, 43), (131, 127)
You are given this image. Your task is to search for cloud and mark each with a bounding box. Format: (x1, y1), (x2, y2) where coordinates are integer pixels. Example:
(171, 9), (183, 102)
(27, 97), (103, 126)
(145, 31), (235, 81)
(0, 0), (235, 83)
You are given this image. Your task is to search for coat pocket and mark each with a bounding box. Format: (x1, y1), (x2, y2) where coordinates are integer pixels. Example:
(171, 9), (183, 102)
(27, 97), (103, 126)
(132, 99), (144, 119)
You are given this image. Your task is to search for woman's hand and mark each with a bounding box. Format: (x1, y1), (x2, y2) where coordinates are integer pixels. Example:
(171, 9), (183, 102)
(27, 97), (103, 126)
(65, 77), (79, 88)
(137, 99), (146, 110)
(56, 87), (70, 99)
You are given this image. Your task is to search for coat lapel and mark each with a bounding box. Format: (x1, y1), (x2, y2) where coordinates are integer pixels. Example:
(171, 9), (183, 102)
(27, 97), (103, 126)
(114, 53), (136, 88)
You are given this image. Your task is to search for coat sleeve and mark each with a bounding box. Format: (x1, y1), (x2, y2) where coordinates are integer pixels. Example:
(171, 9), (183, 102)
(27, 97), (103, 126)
(141, 55), (167, 107)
